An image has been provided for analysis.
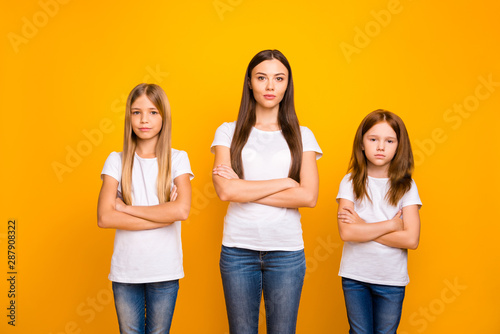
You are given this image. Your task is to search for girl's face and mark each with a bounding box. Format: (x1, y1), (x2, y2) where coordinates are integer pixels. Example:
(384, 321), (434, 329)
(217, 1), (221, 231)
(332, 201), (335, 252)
(362, 121), (398, 174)
(249, 59), (288, 111)
(130, 94), (163, 141)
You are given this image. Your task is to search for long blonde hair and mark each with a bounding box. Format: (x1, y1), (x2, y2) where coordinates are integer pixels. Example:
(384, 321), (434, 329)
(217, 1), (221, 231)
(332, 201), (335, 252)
(121, 83), (172, 205)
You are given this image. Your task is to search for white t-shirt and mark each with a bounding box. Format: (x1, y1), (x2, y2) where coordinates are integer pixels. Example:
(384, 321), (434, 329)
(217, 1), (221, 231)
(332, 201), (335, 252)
(211, 121), (322, 251)
(101, 149), (194, 283)
(336, 174), (422, 286)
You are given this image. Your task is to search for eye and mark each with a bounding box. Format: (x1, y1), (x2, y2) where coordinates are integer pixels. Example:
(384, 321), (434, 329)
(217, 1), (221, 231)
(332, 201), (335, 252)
(257, 76), (266, 81)
(276, 77), (284, 82)
(131, 111), (140, 115)
(151, 111), (159, 115)
(369, 138), (376, 142)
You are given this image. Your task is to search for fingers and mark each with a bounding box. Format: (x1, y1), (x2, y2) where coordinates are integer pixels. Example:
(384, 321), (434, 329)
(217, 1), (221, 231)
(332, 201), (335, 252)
(393, 210), (402, 218)
(170, 185), (178, 201)
(342, 207), (355, 214)
(338, 212), (354, 223)
(213, 164), (239, 180)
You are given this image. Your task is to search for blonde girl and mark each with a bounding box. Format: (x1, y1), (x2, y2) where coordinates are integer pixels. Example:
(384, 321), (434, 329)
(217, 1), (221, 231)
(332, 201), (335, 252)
(97, 83), (193, 334)
(336, 109), (422, 334)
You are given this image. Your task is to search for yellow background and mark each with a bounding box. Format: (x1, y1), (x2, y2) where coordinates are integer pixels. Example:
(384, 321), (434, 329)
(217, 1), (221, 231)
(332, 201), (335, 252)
(1, 0), (499, 333)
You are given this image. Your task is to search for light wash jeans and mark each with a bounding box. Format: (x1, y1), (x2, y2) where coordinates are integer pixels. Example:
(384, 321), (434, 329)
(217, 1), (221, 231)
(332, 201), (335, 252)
(112, 280), (179, 334)
(342, 277), (405, 334)
(220, 245), (306, 334)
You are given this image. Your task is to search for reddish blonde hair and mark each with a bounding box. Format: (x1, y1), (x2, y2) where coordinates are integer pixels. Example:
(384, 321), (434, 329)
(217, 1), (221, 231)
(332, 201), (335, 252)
(348, 109), (414, 206)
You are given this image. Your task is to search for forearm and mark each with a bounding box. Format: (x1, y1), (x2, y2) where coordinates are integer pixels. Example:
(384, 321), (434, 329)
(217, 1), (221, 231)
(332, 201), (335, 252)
(374, 231), (419, 249)
(253, 185), (317, 208)
(121, 201), (190, 224)
(213, 176), (295, 203)
(98, 209), (166, 231)
(338, 220), (397, 242)
(375, 205), (421, 249)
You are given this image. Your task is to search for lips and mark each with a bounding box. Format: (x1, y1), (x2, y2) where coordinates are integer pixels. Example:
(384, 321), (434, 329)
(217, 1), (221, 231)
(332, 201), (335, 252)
(139, 128), (152, 131)
(264, 94), (276, 99)
(375, 154), (385, 158)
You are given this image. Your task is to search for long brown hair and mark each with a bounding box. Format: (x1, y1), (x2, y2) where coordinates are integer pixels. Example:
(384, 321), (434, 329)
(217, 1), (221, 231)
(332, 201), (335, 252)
(348, 109), (414, 206)
(121, 83), (172, 205)
(230, 49), (303, 182)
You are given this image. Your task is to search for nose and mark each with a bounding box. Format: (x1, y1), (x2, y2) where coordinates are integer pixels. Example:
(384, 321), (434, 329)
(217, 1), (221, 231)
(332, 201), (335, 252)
(377, 141), (385, 151)
(140, 113), (149, 123)
(266, 79), (274, 91)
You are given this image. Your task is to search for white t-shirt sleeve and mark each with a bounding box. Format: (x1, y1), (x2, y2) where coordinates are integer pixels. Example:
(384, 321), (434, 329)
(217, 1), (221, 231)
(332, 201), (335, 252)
(336, 174), (355, 203)
(172, 150), (194, 181)
(301, 126), (322, 160)
(101, 151), (122, 183)
(401, 179), (422, 209)
(210, 122), (235, 153)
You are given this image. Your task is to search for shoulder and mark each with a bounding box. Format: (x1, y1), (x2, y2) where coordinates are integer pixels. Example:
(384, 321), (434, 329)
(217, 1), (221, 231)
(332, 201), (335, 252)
(171, 148), (189, 162)
(105, 151), (123, 165)
(212, 122), (236, 152)
(216, 121), (236, 134)
(340, 173), (352, 186)
(336, 174), (354, 202)
(171, 148), (194, 180)
(299, 125), (315, 137)
(401, 178), (422, 207)
(299, 126), (322, 158)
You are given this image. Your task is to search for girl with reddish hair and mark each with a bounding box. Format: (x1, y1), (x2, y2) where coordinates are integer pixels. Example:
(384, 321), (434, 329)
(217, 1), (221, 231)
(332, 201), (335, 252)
(337, 109), (422, 334)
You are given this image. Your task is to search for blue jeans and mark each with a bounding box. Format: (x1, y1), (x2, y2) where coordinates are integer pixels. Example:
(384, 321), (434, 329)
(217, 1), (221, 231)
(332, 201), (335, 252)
(342, 277), (405, 334)
(112, 280), (179, 334)
(220, 245), (306, 334)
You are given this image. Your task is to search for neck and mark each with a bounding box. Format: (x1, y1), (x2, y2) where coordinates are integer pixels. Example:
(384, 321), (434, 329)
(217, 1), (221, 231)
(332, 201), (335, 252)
(255, 105), (280, 131)
(366, 163), (389, 178)
(135, 137), (158, 158)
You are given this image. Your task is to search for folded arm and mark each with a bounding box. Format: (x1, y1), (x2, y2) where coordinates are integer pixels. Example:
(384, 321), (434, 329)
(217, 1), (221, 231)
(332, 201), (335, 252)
(337, 198), (403, 242)
(115, 173), (192, 223)
(212, 145), (298, 202)
(374, 204), (420, 249)
(252, 151), (319, 208)
(97, 175), (164, 230)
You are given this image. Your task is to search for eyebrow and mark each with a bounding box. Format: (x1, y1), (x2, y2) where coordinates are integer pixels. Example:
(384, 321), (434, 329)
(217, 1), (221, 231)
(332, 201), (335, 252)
(255, 72), (287, 76)
(367, 135), (397, 140)
(131, 107), (158, 110)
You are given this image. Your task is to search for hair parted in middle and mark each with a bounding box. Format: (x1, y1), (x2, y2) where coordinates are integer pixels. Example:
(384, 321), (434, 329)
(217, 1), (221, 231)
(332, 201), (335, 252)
(348, 109), (414, 206)
(230, 49), (303, 182)
(121, 83), (172, 205)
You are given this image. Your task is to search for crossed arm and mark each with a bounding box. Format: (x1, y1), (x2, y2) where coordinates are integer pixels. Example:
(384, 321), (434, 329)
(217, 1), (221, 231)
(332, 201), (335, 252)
(212, 146), (319, 208)
(97, 174), (192, 230)
(337, 198), (420, 249)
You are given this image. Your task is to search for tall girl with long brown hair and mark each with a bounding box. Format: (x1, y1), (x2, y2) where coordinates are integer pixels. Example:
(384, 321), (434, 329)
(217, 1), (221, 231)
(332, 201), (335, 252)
(336, 110), (422, 334)
(97, 83), (193, 334)
(211, 49), (322, 333)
